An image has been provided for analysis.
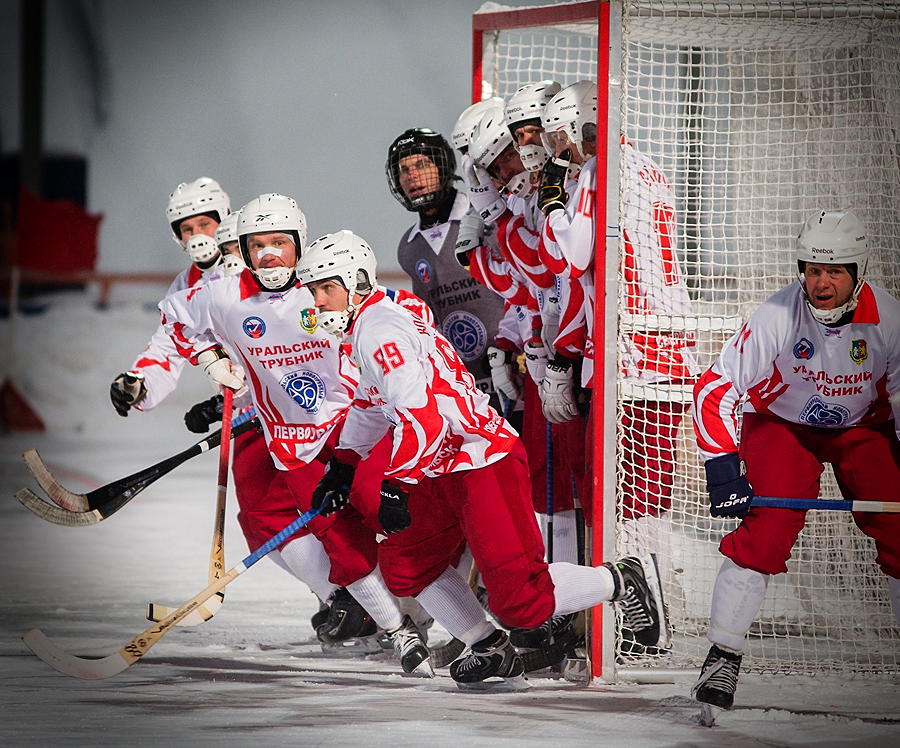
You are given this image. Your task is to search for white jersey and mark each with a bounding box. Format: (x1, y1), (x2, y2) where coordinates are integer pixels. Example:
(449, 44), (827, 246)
(131, 264), (224, 411)
(338, 290), (519, 484)
(160, 270), (358, 470)
(693, 282), (900, 462)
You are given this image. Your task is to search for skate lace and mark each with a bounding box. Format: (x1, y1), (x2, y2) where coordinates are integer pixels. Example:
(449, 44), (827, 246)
(455, 650), (488, 674)
(391, 622), (423, 658)
(618, 584), (652, 632)
(691, 656), (739, 697)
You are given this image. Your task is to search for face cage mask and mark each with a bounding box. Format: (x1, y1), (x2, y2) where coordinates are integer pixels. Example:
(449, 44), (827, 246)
(222, 253), (245, 277)
(255, 265), (295, 290)
(506, 171), (534, 199)
(517, 143), (549, 172)
(185, 235), (220, 266)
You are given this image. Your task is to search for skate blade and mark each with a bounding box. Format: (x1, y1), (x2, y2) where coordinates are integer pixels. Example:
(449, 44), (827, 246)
(319, 636), (382, 656)
(404, 659), (436, 679)
(638, 552), (671, 649)
(455, 674), (531, 693)
(698, 703), (718, 727)
(562, 655), (588, 683)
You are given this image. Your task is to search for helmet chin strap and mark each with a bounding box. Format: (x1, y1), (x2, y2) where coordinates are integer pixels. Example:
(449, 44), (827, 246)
(801, 275), (862, 324)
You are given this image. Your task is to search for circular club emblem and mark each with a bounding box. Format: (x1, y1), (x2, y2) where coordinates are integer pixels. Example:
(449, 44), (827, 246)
(242, 316), (266, 338)
(792, 337), (814, 360)
(442, 311), (487, 362)
(279, 370), (326, 414)
(415, 259), (432, 284)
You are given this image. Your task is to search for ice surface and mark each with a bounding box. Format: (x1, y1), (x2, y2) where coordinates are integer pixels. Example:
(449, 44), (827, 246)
(1, 293), (899, 747)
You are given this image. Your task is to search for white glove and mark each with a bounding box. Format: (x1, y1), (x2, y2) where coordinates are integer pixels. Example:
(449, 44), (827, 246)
(455, 211), (485, 269)
(523, 342), (549, 386)
(197, 347), (248, 396)
(540, 359), (578, 424)
(464, 158), (507, 225)
(486, 346), (521, 403)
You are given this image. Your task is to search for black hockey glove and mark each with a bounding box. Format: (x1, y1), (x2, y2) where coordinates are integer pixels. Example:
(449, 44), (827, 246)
(311, 458), (356, 517)
(110, 372), (147, 417)
(184, 394), (224, 434)
(705, 452), (754, 518)
(538, 148), (572, 216)
(378, 480), (411, 534)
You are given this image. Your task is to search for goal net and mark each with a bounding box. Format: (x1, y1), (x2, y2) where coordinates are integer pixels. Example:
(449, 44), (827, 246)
(474, 0), (900, 676)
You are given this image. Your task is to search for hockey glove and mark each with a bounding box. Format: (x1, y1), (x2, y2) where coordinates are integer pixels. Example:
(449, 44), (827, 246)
(311, 458), (356, 517)
(110, 371), (147, 417)
(378, 480), (411, 535)
(538, 149), (572, 216)
(197, 346), (247, 396)
(455, 212), (485, 269)
(486, 346), (521, 403)
(464, 158), (508, 225)
(705, 452), (754, 518)
(540, 355), (579, 424)
(184, 394), (224, 433)
(524, 341), (549, 386)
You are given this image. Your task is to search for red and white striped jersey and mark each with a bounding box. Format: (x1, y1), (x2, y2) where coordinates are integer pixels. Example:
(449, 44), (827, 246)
(160, 270), (358, 470)
(131, 264), (222, 411)
(693, 282), (900, 462)
(620, 141), (697, 383)
(338, 290), (519, 483)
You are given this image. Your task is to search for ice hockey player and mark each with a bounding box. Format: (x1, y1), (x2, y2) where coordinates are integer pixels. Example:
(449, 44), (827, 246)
(160, 193), (433, 677)
(386, 127), (507, 412)
(691, 209), (900, 713)
(297, 229), (669, 690)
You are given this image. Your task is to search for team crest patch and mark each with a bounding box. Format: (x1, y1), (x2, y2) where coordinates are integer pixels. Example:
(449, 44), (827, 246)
(415, 259), (432, 283)
(799, 395), (850, 426)
(280, 370), (326, 414)
(442, 311), (487, 362)
(299, 308), (318, 334)
(792, 338), (814, 359)
(850, 339), (868, 365)
(242, 317), (266, 338)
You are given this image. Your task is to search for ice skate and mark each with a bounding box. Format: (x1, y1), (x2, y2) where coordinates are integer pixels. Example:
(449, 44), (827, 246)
(387, 615), (434, 678)
(315, 587), (382, 655)
(692, 643), (742, 726)
(510, 612), (576, 672)
(450, 629), (530, 692)
(604, 554), (669, 649)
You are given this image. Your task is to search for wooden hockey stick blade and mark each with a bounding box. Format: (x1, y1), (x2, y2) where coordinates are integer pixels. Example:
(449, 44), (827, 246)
(22, 505), (322, 679)
(430, 637), (465, 669)
(15, 487), (138, 526)
(753, 496), (900, 513)
(146, 590), (224, 626)
(23, 412), (258, 512)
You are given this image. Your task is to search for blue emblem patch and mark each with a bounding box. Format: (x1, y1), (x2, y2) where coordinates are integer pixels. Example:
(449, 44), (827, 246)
(442, 311), (487, 362)
(242, 316), (266, 338)
(799, 395), (850, 426)
(793, 338), (814, 359)
(415, 259), (432, 284)
(280, 370), (326, 414)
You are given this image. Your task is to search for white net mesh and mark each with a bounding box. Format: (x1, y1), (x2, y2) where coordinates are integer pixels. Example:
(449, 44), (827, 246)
(478, 0), (900, 675)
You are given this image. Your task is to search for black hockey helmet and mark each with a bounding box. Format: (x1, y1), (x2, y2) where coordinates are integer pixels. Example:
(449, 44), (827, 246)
(385, 128), (457, 212)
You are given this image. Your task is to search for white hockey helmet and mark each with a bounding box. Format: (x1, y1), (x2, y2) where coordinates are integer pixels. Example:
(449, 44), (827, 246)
(470, 108), (531, 198)
(796, 209), (871, 324)
(184, 233), (221, 270)
(237, 193), (307, 292)
(451, 97), (505, 154)
(541, 80), (598, 161)
(505, 80), (561, 171)
(296, 230), (377, 335)
(215, 211), (240, 247)
(166, 177), (231, 244)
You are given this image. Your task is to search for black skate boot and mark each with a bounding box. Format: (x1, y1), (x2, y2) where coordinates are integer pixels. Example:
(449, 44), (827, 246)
(450, 629), (529, 691)
(310, 597), (330, 630)
(387, 615), (434, 678)
(692, 644), (742, 711)
(315, 588), (381, 655)
(509, 613), (576, 672)
(603, 554), (669, 649)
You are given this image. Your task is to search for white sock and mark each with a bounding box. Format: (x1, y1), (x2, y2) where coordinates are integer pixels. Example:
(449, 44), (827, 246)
(415, 566), (495, 646)
(707, 557), (769, 653)
(549, 561), (616, 616)
(889, 576), (900, 627)
(346, 566), (403, 631)
(538, 509), (579, 565)
(278, 534), (337, 602)
(619, 513), (672, 588)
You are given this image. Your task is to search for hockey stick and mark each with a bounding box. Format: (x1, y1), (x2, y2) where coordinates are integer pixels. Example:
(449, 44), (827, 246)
(146, 388), (233, 627)
(18, 408), (258, 513)
(22, 504), (323, 679)
(546, 420), (554, 564)
(753, 496), (900, 513)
